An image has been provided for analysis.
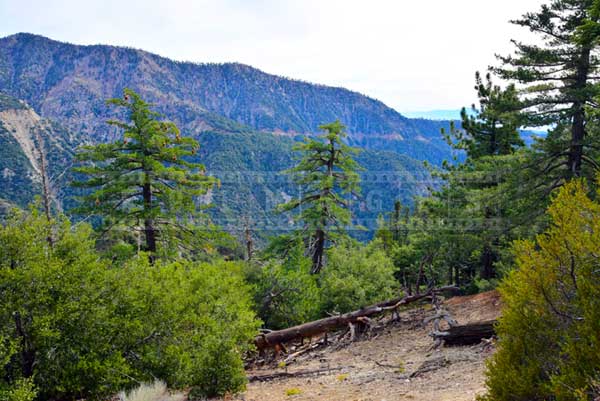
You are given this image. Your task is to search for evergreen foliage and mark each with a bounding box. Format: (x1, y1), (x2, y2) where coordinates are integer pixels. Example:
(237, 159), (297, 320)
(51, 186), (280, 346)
(320, 240), (398, 314)
(453, 72), (524, 158)
(246, 240), (321, 330)
(247, 239), (398, 329)
(72, 89), (217, 260)
(481, 179), (600, 401)
(494, 0), (600, 179)
(375, 72), (526, 290)
(277, 120), (362, 273)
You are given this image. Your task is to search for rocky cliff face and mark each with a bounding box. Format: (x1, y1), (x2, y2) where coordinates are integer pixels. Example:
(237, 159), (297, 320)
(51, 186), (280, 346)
(0, 92), (82, 210)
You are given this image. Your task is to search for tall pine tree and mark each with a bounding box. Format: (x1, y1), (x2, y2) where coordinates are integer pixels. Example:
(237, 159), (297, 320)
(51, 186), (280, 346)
(278, 120), (362, 274)
(454, 73), (524, 278)
(72, 89), (217, 260)
(494, 0), (600, 178)
(428, 73), (525, 281)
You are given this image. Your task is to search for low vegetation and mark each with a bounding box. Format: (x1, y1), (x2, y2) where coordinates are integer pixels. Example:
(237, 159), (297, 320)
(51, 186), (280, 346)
(0, 209), (258, 400)
(481, 180), (600, 401)
(118, 381), (184, 401)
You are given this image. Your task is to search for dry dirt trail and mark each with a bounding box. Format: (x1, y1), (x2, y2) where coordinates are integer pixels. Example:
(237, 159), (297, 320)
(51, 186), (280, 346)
(230, 291), (501, 401)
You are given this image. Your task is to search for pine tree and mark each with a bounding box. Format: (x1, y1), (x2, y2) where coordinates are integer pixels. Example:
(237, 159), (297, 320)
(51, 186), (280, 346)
(453, 72), (524, 158)
(278, 120), (362, 274)
(374, 200), (409, 251)
(72, 89), (217, 260)
(494, 0), (600, 178)
(455, 73), (524, 279)
(424, 73), (527, 281)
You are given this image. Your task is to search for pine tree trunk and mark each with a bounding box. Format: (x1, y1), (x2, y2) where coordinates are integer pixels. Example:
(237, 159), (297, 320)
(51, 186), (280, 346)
(245, 223), (254, 261)
(568, 46), (591, 178)
(481, 207), (497, 280)
(454, 265), (460, 287)
(489, 122), (497, 155)
(311, 229), (325, 274)
(569, 104), (586, 177)
(481, 244), (496, 280)
(309, 137), (335, 274)
(142, 181), (157, 258)
(393, 201), (401, 242)
(415, 253), (432, 291)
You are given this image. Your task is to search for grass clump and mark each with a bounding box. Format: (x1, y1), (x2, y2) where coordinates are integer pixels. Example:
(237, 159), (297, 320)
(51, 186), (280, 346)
(336, 374), (348, 382)
(118, 381), (184, 401)
(285, 387), (303, 396)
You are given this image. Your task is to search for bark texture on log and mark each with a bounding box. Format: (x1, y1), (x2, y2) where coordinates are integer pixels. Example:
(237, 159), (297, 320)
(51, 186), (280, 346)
(431, 320), (496, 346)
(255, 286), (458, 349)
(247, 366), (343, 382)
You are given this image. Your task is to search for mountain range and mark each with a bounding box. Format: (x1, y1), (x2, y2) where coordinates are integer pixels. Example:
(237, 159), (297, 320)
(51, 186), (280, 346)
(0, 33), (452, 235)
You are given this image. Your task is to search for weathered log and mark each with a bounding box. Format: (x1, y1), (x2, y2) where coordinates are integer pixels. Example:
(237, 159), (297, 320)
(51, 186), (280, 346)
(431, 319), (496, 346)
(255, 286), (458, 349)
(247, 366), (344, 382)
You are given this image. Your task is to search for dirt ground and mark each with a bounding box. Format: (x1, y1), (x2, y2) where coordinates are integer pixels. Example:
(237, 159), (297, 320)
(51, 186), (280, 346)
(232, 291), (502, 401)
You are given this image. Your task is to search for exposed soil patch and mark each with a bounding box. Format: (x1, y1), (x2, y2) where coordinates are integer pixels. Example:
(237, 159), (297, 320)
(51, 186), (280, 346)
(228, 290), (501, 401)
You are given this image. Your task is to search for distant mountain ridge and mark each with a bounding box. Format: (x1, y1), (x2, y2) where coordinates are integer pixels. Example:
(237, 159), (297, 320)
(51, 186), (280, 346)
(0, 33), (452, 163)
(0, 33), (454, 236)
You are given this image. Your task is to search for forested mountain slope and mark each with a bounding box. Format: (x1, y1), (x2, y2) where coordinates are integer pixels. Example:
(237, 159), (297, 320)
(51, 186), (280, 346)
(0, 33), (452, 164)
(0, 92), (430, 235)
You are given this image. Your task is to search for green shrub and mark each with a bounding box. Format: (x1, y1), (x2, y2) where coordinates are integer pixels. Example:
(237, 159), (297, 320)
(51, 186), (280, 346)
(0, 379), (37, 401)
(481, 180), (600, 401)
(464, 277), (500, 295)
(0, 209), (259, 400)
(320, 240), (399, 313)
(246, 242), (321, 329)
(285, 387), (302, 396)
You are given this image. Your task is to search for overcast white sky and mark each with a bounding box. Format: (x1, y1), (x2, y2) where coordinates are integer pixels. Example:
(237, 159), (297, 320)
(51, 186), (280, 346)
(0, 0), (544, 112)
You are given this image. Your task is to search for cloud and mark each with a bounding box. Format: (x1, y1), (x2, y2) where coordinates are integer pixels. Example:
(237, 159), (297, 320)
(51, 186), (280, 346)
(0, 0), (544, 112)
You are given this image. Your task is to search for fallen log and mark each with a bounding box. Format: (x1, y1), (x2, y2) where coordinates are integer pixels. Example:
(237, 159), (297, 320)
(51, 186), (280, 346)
(247, 366), (344, 382)
(431, 319), (496, 346)
(255, 286), (458, 349)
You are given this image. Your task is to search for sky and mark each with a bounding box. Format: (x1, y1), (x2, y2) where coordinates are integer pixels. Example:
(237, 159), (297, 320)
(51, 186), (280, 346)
(0, 0), (544, 113)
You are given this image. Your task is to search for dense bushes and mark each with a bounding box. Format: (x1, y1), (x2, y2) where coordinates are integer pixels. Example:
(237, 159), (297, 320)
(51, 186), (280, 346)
(320, 240), (399, 313)
(249, 239), (399, 329)
(0, 209), (259, 400)
(246, 242), (321, 329)
(0, 207), (405, 396)
(0, 379), (36, 401)
(481, 180), (600, 401)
